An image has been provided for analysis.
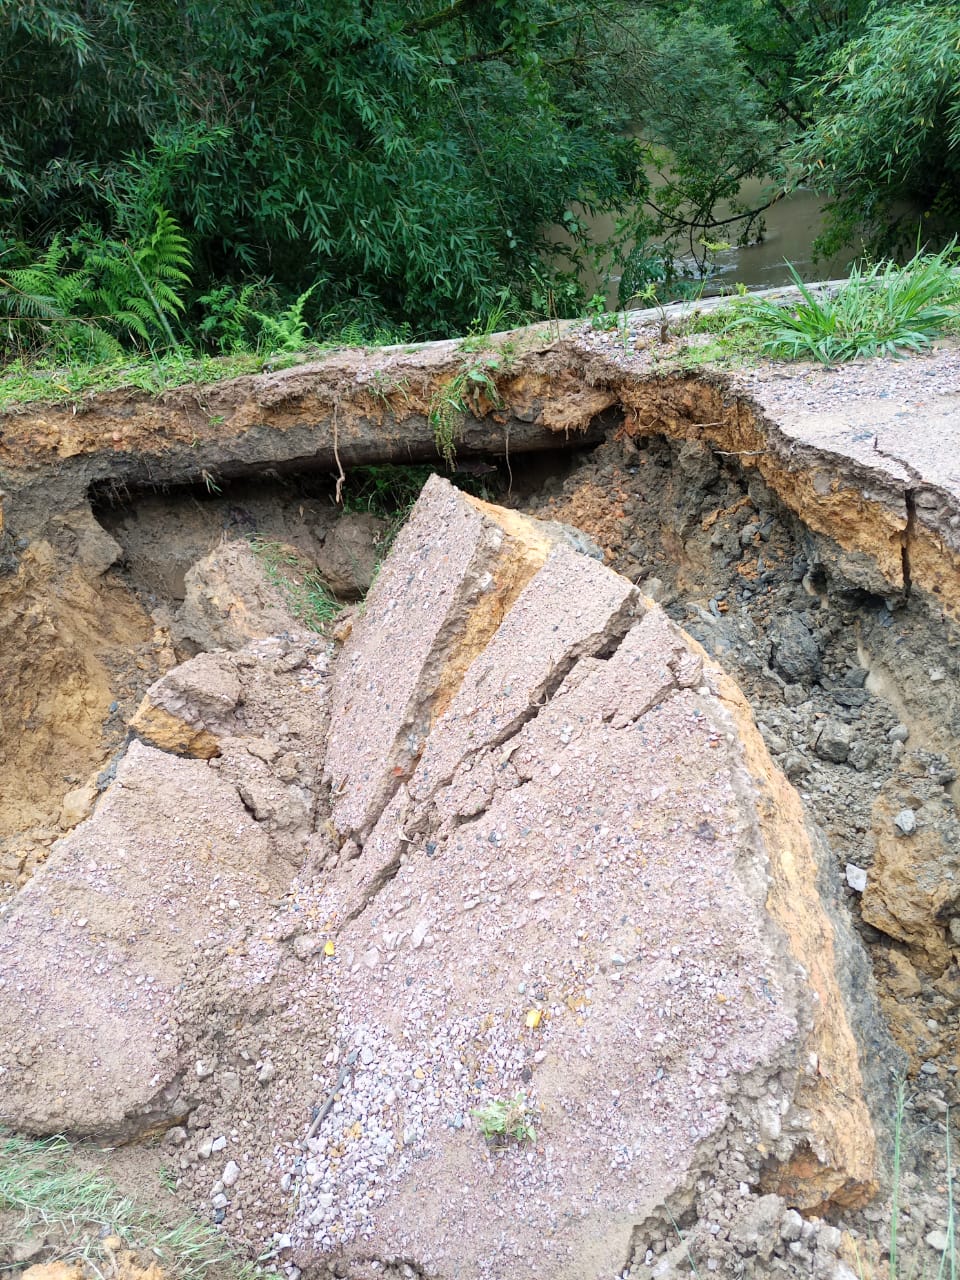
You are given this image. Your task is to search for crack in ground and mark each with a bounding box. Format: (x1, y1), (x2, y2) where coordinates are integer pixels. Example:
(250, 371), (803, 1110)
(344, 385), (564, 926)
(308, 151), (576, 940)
(870, 434), (924, 598)
(902, 486), (915, 599)
(413, 595), (642, 810)
(334, 604), (643, 923)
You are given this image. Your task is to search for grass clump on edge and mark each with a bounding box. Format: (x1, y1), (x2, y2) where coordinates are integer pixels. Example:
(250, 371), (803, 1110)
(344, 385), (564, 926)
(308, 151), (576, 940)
(428, 358), (503, 468)
(248, 538), (340, 632)
(0, 1130), (269, 1279)
(882, 1081), (957, 1280)
(0, 350), (275, 413)
(724, 241), (960, 364)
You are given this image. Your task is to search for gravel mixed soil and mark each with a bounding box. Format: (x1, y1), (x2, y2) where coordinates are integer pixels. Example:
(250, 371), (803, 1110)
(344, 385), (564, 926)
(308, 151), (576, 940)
(1, 317), (959, 1279)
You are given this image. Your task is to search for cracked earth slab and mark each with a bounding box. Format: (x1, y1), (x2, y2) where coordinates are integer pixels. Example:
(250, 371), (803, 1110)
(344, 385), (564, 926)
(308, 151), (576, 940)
(250, 479), (882, 1277)
(0, 479), (892, 1278)
(0, 632), (331, 1139)
(3, 328), (960, 883)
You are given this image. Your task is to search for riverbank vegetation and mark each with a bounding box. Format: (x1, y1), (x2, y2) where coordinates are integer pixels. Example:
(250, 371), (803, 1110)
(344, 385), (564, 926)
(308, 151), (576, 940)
(717, 242), (960, 363)
(1, 0), (958, 368)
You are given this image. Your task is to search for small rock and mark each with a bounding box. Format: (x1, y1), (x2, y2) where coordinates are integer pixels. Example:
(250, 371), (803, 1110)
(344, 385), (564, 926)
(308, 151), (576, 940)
(814, 719), (853, 763)
(211, 1135), (227, 1153)
(770, 613), (822, 684)
(929, 668), (947, 685)
(222, 1160), (241, 1187)
(845, 864), (867, 893)
(925, 1229), (949, 1252)
(759, 723), (788, 755)
(164, 1125), (188, 1146)
(211, 1192), (228, 1210)
(888, 723), (910, 743)
(410, 919), (429, 949)
(783, 751), (810, 781)
(886, 951), (922, 999)
(949, 918), (960, 946)
(219, 1070), (240, 1096)
(362, 946), (380, 969)
(817, 1224), (843, 1253)
(197, 1138), (213, 1160)
(293, 934), (321, 961)
(780, 1209), (803, 1242)
(258, 1061), (276, 1085)
(894, 808), (917, 836)
(783, 684), (807, 708)
(831, 1264), (859, 1280)
(195, 1059), (215, 1079)
(847, 741), (878, 772)
(11, 1238), (45, 1263)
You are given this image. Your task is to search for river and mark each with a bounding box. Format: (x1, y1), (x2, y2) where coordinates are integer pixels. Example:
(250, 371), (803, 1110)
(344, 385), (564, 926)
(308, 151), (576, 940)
(567, 178), (854, 307)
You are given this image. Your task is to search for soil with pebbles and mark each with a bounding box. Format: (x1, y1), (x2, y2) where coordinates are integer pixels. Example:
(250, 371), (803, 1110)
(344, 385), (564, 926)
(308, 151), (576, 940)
(4, 321), (960, 1278)
(515, 323), (960, 1275)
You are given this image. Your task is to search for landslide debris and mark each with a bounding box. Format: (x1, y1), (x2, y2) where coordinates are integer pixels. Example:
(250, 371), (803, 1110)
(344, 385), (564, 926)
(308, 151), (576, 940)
(1, 320), (959, 1278)
(521, 418), (960, 1087)
(0, 479), (891, 1280)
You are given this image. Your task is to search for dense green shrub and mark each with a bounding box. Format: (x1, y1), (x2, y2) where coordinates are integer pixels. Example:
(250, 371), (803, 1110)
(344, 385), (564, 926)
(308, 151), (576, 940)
(0, 1), (655, 342)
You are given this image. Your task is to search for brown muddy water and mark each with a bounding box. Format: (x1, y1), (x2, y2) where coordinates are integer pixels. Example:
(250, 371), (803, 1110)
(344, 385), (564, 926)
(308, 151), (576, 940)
(568, 180), (854, 306)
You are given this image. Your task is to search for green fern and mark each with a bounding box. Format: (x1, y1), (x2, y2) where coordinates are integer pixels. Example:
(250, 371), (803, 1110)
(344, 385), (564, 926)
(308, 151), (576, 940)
(0, 237), (119, 361)
(0, 208), (191, 361)
(241, 283), (317, 353)
(75, 206), (192, 349)
(428, 359), (503, 467)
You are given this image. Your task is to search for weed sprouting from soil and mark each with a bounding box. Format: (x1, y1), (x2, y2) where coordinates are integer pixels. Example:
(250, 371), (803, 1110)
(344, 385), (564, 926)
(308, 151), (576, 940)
(428, 359), (503, 467)
(248, 537), (340, 631)
(0, 1131), (269, 1279)
(471, 1093), (537, 1145)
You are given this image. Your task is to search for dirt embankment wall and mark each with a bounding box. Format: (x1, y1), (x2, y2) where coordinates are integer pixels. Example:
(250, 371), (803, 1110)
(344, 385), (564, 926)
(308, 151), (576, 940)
(1, 325), (958, 909)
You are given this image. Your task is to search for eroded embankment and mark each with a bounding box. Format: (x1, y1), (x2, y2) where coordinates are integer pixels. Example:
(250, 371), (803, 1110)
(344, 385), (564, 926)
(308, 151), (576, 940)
(1, 330), (958, 1047)
(2, 323), (960, 1277)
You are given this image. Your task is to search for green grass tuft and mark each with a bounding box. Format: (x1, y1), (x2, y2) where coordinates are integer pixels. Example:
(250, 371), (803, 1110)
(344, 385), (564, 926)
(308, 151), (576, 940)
(0, 1130), (270, 1279)
(0, 350), (272, 412)
(723, 242), (960, 364)
(248, 538), (341, 631)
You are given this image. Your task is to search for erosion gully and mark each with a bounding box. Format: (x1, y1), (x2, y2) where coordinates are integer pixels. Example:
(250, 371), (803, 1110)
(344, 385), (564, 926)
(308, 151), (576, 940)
(1, 323), (959, 1262)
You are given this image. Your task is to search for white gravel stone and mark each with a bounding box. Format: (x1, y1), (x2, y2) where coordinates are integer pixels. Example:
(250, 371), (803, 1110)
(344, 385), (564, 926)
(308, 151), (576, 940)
(895, 808), (917, 835)
(845, 863), (867, 892)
